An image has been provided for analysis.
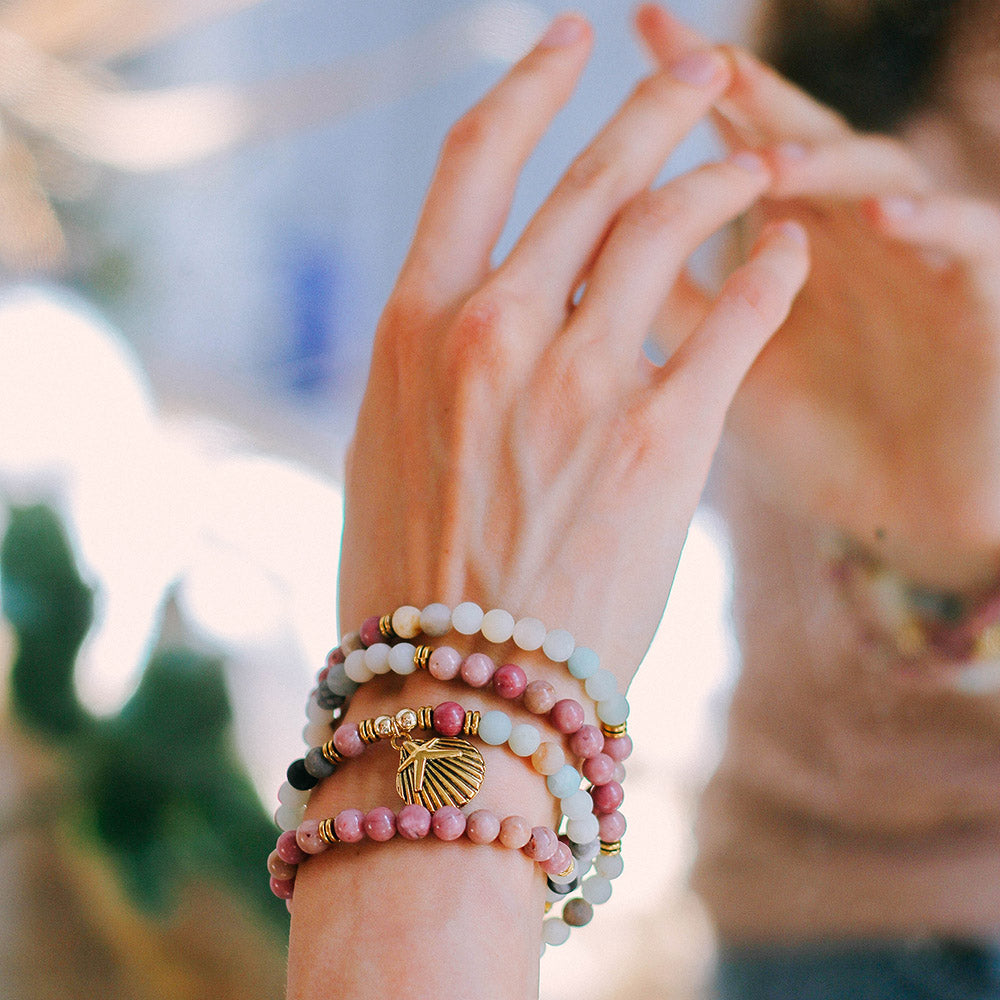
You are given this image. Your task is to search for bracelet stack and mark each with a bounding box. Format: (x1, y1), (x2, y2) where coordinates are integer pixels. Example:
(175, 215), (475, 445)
(269, 602), (632, 949)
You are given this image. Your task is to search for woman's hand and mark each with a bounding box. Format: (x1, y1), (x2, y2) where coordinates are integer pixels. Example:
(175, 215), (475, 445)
(637, 4), (1000, 585)
(339, 15), (809, 681)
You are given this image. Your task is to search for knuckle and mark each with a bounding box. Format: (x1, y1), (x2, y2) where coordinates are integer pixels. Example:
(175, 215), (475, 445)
(632, 71), (675, 108)
(446, 291), (513, 380)
(721, 266), (785, 329)
(562, 149), (624, 202)
(623, 187), (685, 237)
(441, 108), (496, 159)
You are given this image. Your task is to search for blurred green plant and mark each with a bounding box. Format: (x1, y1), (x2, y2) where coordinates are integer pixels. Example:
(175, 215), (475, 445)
(1, 503), (286, 928)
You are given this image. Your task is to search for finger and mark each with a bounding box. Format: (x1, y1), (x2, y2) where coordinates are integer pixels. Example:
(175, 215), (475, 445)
(634, 4), (849, 145)
(649, 269), (712, 358)
(568, 152), (771, 365)
(661, 219), (810, 408)
(496, 48), (731, 320)
(763, 135), (932, 200)
(399, 15), (592, 309)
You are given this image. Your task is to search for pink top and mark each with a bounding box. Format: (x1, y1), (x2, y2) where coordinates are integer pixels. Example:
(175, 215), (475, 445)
(694, 498), (1000, 943)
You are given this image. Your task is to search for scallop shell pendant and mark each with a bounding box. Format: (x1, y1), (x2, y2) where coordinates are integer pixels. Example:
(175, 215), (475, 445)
(395, 736), (486, 809)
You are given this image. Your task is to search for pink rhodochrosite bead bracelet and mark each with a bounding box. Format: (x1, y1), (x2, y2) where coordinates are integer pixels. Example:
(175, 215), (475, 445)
(275, 606), (633, 946)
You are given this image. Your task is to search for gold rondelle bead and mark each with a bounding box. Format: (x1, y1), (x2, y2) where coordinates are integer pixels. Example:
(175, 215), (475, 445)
(600, 721), (628, 739)
(319, 818), (341, 844)
(463, 710), (481, 738)
(544, 902), (553, 914)
(321, 740), (345, 765)
(556, 860), (575, 878)
(378, 614), (397, 640)
(599, 840), (622, 855)
(359, 718), (379, 743)
(414, 645), (432, 671)
(416, 705), (435, 730)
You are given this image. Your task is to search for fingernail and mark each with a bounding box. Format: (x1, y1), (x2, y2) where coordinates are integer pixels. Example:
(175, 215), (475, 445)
(539, 14), (587, 48)
(776, 142), (808, 161)
(880, 196), (918, 220)
(777, 220), (808, 246)
(730, 151), (768, 174)
(669, 48), (723, 87)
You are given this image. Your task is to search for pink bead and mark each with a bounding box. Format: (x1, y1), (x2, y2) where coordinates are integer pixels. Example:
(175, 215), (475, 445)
(531, 741), (565, 776)
(598, 810), (627, 842)
(333, 808), (366, 843)
(428, 645), (462, 681)
(613, 762), (627, 784)
(591, 781), (625, 815)
(431, 806), (467, 841)
(540, 842), (573, 877)
(396, 803), (432, 840)
(326, 647), (345, 668)
(433, 701), (465, 737)
(267, 849), (296, 881)
(296, 819), (328, 855)
(359, 615), (381, 648)
(317, 665), (329, 685)
(583, 753), (615, 785)
(466, 809), (501, 844)
(270, 874), (295, 899)
(523, 680), (557, 715)
(603, 733), (633, 761)
(551, 699), (585, 734)
(276, 830), (307, 865)
(364, 806), (397, 842)
(493, 663), (528, 700)
(332, 723), (365, 758)
(570, 724), (604, 759)
(523, 826), (558, 862)
(498, 814), (532, 849)
(460, 652), (496, 688)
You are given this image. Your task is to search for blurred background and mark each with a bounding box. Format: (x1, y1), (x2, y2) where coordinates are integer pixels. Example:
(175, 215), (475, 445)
(0, 0), (751, 996)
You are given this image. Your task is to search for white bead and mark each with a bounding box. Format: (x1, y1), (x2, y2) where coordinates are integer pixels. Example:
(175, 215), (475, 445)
(479, 710), (513, 746)
(481, 608), (515, 643)
(594, 853), (625, 880)
(420, 603), (452, 637)
(572, 838), (601, 863)
(306, 698), (331, 723)
(391, 605), (422, 639)
(542, 628), (575, 662)
(274, 803), (305, 831)
(302, 721), (331, 747)
(364, 642), (392, 674)
(513, 617), (546, 651)
(539, 941), (547, 958)
(546, 765), (581, 798)
(544, 885), (564, 904)
(559, 789), (594, 820)
(584, 668), (618, 702)
(613, 763), (627, 784)
(507, 723), (541, 757)
(566, 813), (600, 844)
(344, 648), (374, 683)
(542, 918), (571, 946)
(581, 876), (613, 905)
(548, 865), (580, 886)
(452, 601), (484, 635)
(567, 646), (600, 680)
(388, 642), (417, 675)
(277, 782), (310, 808)
(340, 630), (363, 654)
(596, 694), (630, 726)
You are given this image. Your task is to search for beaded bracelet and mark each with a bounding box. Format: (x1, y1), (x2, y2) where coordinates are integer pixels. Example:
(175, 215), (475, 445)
(278, 704), (625, 850)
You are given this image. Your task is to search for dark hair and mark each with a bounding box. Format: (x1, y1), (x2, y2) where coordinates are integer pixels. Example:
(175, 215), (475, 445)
(756, 0), (969, 132)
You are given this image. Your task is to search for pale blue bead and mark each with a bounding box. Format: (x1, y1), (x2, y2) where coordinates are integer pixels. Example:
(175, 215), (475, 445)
(325, 665), (359, 697)
(388, 642), (416, 675)
(559, 789), (593, 820)
(546, 764), (581, 799)
(566, 813), (600, 844)
(581, 876), (613, 905)
(570, 837), (600, 861)
(567, 646), (600, 680)
(508, 723), (541, 757)
(596, 694), (630, 725)
(479, 710), (513, 746)
(584, 668), (618, 702)
(594, 853), (625, 880)
(542, 918), (571, 946)
(542, 628), (575, 662)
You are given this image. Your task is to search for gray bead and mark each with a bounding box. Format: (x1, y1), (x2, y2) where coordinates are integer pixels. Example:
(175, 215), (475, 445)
(304, 746), (337, 779)
(561, 898), (594, 927)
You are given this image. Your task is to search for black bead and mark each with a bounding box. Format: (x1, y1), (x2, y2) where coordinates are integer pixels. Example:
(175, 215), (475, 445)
(546, 876), (578, 896)
(286, 757), (318, 790)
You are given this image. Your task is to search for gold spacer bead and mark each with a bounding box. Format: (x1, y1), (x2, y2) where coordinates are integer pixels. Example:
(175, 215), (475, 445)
(358, 718), (378, 743)
(416, 705), (435, 730)
(556, 859), (576, 879)
(414, 644), (432, 671)
(318, 818), (341, 844)
(544, 901), (553, 914)
(395, 708), (418, 732)
(462, 710), (481, 738)
(601, 721), (628, 739)
(975, 623), (1000, 661)
(378, 614), (397, 640)
(599, 840), (622, 855)
(321, 740), (345, 765)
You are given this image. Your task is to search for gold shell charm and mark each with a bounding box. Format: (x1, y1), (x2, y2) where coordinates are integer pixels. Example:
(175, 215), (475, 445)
(394, 736), (485, 809)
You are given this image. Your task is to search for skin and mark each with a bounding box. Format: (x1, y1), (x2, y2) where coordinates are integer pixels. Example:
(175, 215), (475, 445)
(286, 13), (808, 999)
(636, 3), (1000, 591)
